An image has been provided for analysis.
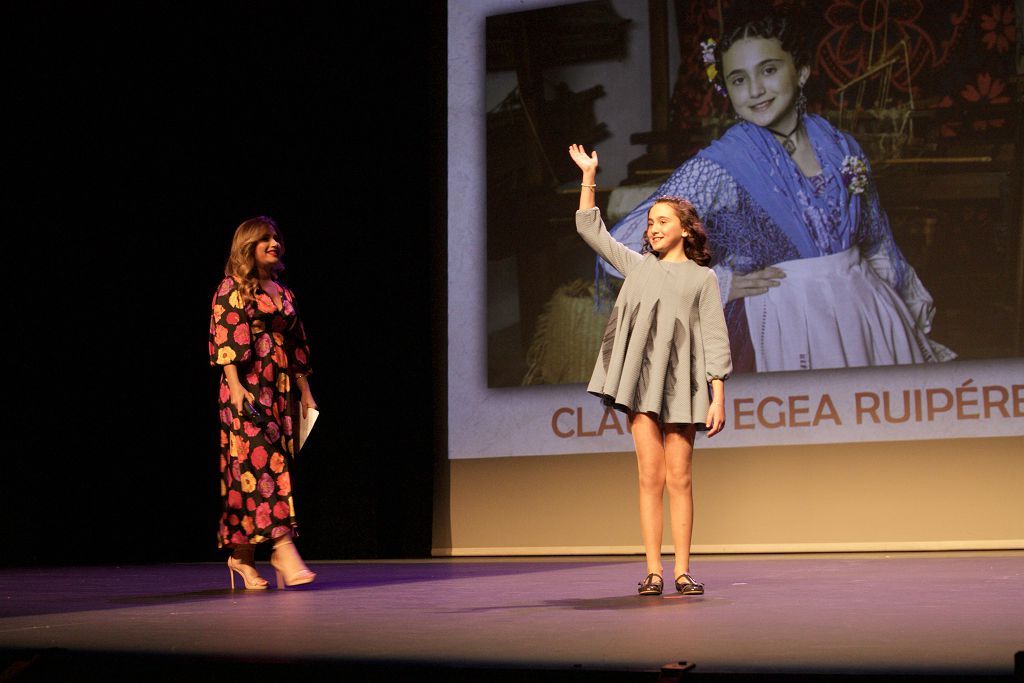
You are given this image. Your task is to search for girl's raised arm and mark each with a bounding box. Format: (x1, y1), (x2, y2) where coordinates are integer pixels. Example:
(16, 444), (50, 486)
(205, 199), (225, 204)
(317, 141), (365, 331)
(569, 144), (642, 278)
(568, 144), (598, 211)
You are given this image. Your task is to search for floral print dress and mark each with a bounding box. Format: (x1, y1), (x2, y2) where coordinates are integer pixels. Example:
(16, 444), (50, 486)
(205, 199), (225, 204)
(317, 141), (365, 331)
(209, 276), (312, 548)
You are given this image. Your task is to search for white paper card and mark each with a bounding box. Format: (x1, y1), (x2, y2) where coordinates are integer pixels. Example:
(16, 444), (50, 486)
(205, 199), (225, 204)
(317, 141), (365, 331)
(297, 407), (319, 451)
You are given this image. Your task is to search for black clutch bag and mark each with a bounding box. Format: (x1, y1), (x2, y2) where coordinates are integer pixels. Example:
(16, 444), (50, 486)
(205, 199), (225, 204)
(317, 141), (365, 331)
(243, 398), (265, 425)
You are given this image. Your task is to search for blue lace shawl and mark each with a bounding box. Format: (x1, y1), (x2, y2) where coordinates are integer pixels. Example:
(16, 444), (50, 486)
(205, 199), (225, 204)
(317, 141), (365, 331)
(599, 115), (909, 292)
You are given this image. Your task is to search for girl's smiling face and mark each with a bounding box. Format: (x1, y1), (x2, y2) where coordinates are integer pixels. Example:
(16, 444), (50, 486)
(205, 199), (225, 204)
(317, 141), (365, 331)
(646, 202), (686, 257)
(722, 36), (808, 131)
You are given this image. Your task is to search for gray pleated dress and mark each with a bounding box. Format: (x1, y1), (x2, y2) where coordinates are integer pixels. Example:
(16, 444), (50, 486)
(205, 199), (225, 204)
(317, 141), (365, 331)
(577, 207), (732, 428)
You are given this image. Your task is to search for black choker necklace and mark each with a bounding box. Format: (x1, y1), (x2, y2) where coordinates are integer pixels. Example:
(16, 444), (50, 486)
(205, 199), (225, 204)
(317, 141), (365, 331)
(766, 118), (801, 155)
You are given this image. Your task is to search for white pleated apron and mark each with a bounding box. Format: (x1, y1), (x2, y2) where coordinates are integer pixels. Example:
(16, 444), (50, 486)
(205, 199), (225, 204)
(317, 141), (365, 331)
(744, 247), (938, 372)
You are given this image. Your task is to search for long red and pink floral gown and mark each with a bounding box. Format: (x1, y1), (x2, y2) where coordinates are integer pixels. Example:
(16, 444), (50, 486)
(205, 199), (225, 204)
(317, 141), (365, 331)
(209, 276), (311, 548)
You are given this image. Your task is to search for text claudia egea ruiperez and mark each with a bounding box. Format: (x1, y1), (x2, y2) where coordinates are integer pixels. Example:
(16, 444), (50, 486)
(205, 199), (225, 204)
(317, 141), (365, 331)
(550, 381), (1023, 437)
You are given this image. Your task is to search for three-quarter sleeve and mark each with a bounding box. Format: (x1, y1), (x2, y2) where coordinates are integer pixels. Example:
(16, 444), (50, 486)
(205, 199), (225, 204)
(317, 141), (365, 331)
(711, 264), (732, 308)
(575, 207), (643, 278)
(698, 269), (732, 381)
(209, 277), (253, 367)
(282, 286), (312, 376)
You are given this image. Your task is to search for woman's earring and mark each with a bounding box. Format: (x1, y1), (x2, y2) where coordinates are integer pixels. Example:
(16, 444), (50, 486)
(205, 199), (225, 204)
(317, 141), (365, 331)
(797, 85), (807, 117)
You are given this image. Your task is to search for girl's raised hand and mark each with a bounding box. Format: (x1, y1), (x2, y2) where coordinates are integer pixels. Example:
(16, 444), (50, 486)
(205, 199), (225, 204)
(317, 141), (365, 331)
(568, 144), (598, 174)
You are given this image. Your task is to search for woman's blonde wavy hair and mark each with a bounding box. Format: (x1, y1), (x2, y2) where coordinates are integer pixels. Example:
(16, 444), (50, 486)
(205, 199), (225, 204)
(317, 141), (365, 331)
(224, 216), (285, 305)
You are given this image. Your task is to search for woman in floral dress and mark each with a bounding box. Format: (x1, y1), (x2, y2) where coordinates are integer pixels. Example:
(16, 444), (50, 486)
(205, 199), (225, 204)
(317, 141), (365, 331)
(209, 215), (317, 589)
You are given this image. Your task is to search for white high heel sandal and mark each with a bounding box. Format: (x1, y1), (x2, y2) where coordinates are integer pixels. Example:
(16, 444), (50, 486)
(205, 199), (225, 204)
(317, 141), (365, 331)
(227, 555), (268, 590)
(270, 539), (316, 588)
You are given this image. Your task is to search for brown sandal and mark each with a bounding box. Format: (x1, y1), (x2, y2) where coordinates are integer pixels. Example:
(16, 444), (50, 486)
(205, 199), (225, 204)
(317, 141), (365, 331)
(637, 573), (663, 596)
(674, 572), (704, 595)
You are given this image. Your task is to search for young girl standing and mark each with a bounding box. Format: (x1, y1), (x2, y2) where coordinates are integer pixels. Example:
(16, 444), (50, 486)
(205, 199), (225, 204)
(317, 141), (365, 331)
(569, 144), (732, 596)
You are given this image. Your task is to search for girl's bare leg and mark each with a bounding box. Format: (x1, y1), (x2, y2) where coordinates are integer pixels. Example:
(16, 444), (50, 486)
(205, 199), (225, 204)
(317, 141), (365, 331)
(664, 424), (696, 581)
(630, 412), (667, 577)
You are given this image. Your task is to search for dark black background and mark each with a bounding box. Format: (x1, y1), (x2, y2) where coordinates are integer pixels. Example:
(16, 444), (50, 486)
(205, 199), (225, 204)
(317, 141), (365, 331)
(7, 1), (446, 565)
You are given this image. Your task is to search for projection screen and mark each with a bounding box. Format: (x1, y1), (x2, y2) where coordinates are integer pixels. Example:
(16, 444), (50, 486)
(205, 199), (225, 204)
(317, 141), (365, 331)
(448, 0), (1023, 460)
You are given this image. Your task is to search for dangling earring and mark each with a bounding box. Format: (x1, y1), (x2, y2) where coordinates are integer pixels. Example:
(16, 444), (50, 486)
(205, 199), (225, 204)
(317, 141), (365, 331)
(796, 84), (807, 117)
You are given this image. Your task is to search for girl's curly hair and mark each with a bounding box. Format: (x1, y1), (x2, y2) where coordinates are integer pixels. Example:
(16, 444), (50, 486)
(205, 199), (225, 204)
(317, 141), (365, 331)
(641, 196), (711, 266)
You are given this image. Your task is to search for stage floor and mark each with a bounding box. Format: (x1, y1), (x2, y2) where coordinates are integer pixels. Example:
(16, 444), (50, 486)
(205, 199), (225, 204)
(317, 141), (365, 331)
(1, 551), (1022, 679)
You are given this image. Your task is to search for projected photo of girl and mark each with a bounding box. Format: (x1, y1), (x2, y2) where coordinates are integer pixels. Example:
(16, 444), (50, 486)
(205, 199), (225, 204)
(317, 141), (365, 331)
(603, 8), (956, 373)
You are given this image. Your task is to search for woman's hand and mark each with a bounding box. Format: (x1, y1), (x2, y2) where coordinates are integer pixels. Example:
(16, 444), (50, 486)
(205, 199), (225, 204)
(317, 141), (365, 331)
(300, 388), (318, 418)
(229, 382), (255, 418)
(568, 144), (598, 176)
(296, 375), (318, 418)
(705, 401), (726, 437)
(727, 266), (786, 301)
(223, 364), (255, 418)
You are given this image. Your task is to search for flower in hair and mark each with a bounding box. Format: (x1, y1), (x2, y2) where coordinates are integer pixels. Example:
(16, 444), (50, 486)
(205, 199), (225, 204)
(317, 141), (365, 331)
(840, 155), (869, 195)
(700, 38), (727, 97)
